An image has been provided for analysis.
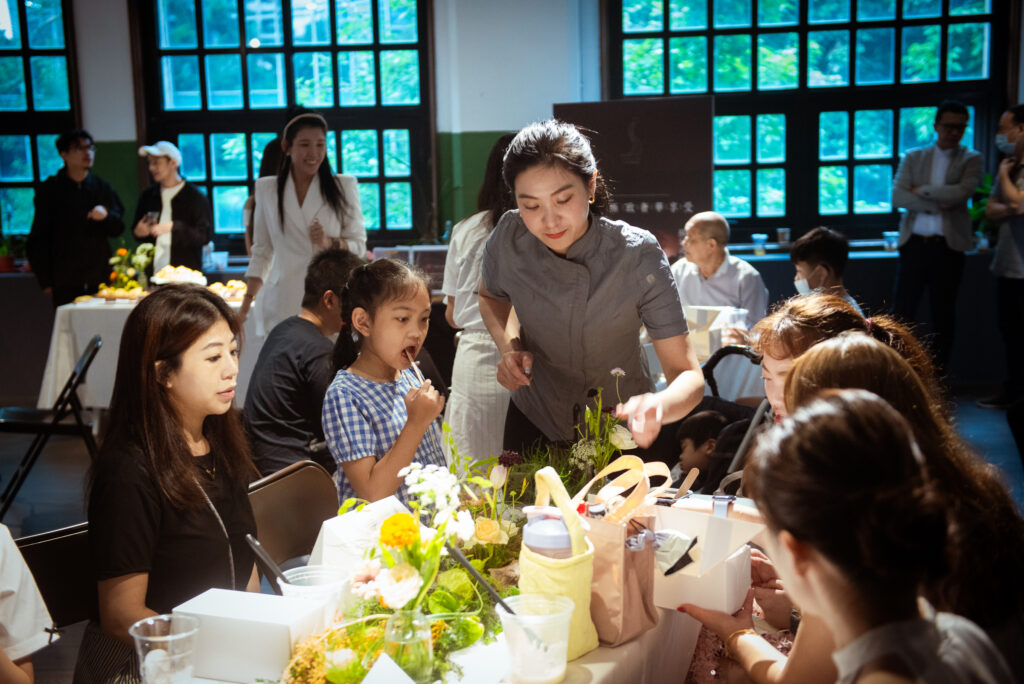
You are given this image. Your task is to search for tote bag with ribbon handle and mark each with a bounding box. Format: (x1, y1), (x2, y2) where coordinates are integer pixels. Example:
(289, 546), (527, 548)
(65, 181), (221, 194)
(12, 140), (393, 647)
(572, 455), (671, 646)
(518, 466), (599, 661)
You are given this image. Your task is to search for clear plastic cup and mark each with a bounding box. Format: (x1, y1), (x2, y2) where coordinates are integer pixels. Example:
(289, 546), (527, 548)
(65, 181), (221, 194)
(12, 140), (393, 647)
(751, 233), (768, 255)
(278, 565), (349, 629)
(496, 594), (574, 684)
(129, 614), (200, 684)
(883, 230), (900, 251)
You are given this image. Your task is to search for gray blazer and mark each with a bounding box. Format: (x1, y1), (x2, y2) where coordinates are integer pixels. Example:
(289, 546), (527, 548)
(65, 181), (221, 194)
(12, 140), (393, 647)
(891, 144), (983, 252)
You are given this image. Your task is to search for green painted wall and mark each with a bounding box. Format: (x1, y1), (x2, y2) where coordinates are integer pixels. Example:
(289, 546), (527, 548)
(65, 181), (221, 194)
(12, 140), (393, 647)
(92, 140), (142, 250)
(436, 130), (513, 233)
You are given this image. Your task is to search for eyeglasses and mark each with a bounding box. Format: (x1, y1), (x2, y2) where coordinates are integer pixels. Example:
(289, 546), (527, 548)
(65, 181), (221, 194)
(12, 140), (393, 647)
(937, 123), (967, 132)
(70, 143), (95, 152)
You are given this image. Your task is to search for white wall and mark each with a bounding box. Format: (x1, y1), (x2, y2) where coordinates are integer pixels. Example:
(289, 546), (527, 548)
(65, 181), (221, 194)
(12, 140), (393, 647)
(434, 0), (601, 133)
(73, 0), (135, 141)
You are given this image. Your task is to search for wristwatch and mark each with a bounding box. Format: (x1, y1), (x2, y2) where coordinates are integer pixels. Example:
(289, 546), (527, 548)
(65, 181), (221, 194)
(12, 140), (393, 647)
(712, 493), (735, 518)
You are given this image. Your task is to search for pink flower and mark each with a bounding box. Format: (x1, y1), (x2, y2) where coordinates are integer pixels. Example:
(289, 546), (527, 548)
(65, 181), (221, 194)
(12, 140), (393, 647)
(611, 368), (626, 377)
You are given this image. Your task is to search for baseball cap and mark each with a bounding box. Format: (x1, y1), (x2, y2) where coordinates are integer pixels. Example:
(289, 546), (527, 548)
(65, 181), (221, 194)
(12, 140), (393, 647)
(138, 141), (182, 166)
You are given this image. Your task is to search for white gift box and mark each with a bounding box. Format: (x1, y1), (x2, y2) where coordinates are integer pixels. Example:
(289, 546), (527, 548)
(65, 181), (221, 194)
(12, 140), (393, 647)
(309, 496), (409, 575)
(651, 500), (764, 614)
(173, 589), (322, 683)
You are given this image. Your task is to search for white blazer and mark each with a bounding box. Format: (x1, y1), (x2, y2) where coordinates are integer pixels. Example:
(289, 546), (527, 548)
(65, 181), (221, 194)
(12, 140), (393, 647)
(247, 173), (366, 334)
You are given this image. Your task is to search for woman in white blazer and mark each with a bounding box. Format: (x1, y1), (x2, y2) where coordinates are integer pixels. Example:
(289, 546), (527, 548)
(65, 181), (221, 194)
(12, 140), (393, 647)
(241, 111), (366, 334)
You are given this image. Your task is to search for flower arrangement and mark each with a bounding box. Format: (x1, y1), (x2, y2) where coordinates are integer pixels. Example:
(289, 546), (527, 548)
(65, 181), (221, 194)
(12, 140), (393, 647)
(106, 243), (154, 290)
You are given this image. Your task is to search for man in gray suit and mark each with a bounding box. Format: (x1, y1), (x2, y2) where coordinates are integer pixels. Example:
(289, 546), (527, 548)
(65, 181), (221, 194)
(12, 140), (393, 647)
(892, 100), (983, 370)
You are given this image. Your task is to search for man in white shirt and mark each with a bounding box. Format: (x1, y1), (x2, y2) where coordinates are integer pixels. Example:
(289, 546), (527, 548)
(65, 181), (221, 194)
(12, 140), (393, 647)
(891, 100), (983, 369)
(671, 211), (769, 330)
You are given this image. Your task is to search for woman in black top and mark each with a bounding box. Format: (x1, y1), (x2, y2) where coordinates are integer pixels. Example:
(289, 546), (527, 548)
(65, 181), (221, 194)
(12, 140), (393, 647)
(74, 284), (258, 682)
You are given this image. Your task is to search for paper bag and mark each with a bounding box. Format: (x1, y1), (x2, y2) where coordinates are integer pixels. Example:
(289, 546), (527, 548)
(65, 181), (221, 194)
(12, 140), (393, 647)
(309, 496), (409, 576)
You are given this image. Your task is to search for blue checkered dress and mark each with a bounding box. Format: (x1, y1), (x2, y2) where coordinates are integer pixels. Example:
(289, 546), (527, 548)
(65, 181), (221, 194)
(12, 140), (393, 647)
(322, 368), (447, 506)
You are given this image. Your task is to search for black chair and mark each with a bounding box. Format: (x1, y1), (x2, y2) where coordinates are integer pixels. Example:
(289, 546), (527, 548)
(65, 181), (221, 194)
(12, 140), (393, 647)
(0, 335), (102, 520)
(15, 522), (97, 636)
(701, 344), (762, 399)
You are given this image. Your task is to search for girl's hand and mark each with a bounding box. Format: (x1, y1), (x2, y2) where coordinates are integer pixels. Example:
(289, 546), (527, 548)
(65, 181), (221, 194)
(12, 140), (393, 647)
(497, 350), (532, 391)
(615, 393), (664, 448)
(680, 588), (755, 642)
(999, 157), (1016, 177)
(405, 379), (445, 427)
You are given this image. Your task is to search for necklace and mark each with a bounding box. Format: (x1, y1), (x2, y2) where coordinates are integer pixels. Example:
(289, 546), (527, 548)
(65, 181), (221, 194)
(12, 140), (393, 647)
(202, 462), (216, 479)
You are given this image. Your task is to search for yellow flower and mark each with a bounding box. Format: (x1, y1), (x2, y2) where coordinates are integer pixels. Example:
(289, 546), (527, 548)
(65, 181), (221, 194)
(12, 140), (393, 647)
(380, 513), (418, 548)
(474, 517), (508, 545)
(430, 620), (447, 643)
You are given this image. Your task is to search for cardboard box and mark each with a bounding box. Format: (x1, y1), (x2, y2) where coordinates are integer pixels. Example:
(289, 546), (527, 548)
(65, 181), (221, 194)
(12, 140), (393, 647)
(173, 589), (322, 683)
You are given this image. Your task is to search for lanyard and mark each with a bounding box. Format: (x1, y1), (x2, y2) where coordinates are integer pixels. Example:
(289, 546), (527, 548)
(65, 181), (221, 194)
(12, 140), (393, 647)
(193, 477), (236, 591)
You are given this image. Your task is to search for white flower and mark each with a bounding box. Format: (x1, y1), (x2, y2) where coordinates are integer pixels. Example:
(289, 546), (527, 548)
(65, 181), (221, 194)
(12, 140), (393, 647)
(449, 509), (475, 543)
(327, 648), (357, 669)
(570, 440), (597, 470)
(376, 562), (423, 610)
(489, 464), (508, 489)
(611, 367), (626, 377)
(609, 424), (638, 450)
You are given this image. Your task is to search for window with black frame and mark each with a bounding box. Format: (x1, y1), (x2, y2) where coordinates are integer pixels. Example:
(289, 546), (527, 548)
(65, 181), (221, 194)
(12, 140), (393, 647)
(135, 0), (430, 250)
(0, 0), (78, 237)
(607, 0), (1006, 238)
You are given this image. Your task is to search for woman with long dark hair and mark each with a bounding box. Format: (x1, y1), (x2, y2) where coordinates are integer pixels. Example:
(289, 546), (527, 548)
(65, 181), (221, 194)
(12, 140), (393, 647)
(441, 133), (516, 461)
(74, 285), (259, 682)
(241, 110), (365, 333)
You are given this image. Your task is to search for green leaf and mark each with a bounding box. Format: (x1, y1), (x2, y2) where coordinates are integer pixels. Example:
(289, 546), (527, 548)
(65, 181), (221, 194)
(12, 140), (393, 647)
(427, 588), (460, 614)
(437, 567), (475, 600)
(467, 476), (494, 489)
(337, 498), (365, 516)
(451, 615), (485, 648)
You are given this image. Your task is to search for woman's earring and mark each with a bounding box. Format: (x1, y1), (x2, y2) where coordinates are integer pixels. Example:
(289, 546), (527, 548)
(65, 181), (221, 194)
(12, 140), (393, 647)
(588, 196), (595, 204)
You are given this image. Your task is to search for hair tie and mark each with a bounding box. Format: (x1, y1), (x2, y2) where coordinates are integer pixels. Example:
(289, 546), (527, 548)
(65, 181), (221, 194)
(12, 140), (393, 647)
(865, 318), (873, 333)
(283, 112), (328, 138)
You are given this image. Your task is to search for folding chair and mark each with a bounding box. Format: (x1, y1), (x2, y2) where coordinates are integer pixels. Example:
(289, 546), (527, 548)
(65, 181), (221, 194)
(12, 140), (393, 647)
(247, 460), (340, 590)
(15, 522), (97, 637)
(0, 335), (102, 521)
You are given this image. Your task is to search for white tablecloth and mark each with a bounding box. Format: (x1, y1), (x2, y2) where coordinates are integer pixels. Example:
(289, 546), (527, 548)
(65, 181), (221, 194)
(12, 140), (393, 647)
(37, 300), (264, 409)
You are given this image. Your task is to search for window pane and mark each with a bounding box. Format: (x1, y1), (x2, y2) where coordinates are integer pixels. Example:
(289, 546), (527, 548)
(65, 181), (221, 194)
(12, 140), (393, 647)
(0, 135), (33, 181)
(294, 51), (334, 106)
(0, 188), (34, 235)
(359, 182), (380, 229)
(211, 133), (248, 180)
(203, 0), (240, 47)
(379, 0), (417, 42)
(385, 182), (412, 228)
(757, 169), (785, 217)
(669, 37), (706, 93)
(25, 0), (64, 48)
(380, 49), (419, 105)
(713, 170), (751, 218)
(0, 57), (27, 111)
(899, 107), (934, 154)
(245, 0), (283, 47)
(855, 28), (894, 85)
(854, 165), (892, 213)
(858, 0), (895, 20)
(808, 0), (849, 23)
(162, 55), (201, 110)
(757, 114), (785, 162)
(30, 56), (69, 110)
(205, 54), (243, 109)
(251, 132), (275, 174)
(178, 133), (207, 181)
(901, 25), (939, 83)
(213, 186), (248, 233)
(818, 166), (848, 214)
(342, 129), (379, 176)
(670, 0), (707, 29)
(854, 110), (893, 158)
(623, 0), (664, 32)
(292, 0), (329, 45)
(757, 32), (798, 90)
(759, 0), (797, 25)
(383, 129), (410, 177)
(902, 0), (940, 18)
(819, 112), (849, 160)
(714, 115), (751, 164)
(623, 38), (664, 95)
(36, 134), (62, 179)
(949, 0), (990, 15)
(158, 0), (198, 48)
(947, 23), (989, 81)
(0, 0), (22, 49)
(713, 34), (751, 91)
(714, 0), (751, 28)
(326, 130), (338, 172)
(338, 51), (376, 105)
(337, 0), (373, 44)
(808, 30), (849, 87)
(247, 52), (286, 108)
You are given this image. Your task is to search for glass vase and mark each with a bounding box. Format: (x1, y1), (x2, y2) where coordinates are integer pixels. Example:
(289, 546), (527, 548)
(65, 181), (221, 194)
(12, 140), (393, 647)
(383, 609), (432, 683)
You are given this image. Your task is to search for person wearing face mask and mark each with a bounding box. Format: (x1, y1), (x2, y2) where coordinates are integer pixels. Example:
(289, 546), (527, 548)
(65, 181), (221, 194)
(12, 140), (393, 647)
(891, 100), (983, 372)
(789, 227), (862, 315)
(978, 104), (1024, 410)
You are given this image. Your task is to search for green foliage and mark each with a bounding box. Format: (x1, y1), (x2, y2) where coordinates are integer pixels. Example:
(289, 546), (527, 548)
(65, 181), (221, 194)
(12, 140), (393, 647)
(380, 50), (420, 105)
(623, 38), (664, 95)
(0, 57), (27, 110)
(714, 169), (752, 217)
(854, 110), (893, 159)
(714, 35), (751, 91)
(901, 26), (940, 82)
(758, 0), (799, 25)
(758, 33), (798, 89)
(670, 0), (707, 29)
(809, 0), (850, 23)
(947, 23), (989, 80)
(819, 166), (849, 214)
(969, 173), (995, 236)
(808, 30), (849, 87)
(622, 0), (663, 31)
(855, 28), (894, 85)
(669, 37), (707, 93)
(819, 112), (850, 160)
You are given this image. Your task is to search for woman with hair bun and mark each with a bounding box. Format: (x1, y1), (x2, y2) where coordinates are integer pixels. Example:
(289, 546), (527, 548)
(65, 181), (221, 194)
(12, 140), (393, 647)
(686, 390), (1012, 684)
(479, 120), (704, 452)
